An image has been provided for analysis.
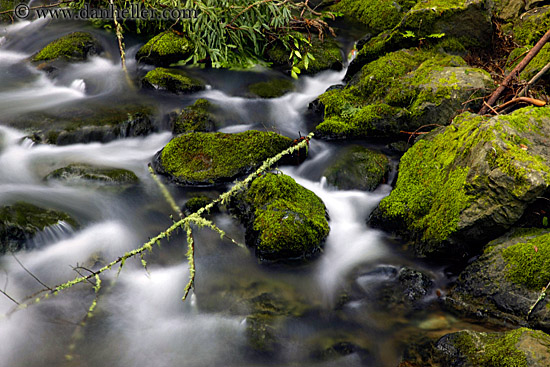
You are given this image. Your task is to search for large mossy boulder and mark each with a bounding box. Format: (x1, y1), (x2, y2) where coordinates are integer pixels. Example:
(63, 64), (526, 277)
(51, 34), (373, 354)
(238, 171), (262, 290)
(45, 164), (139, 185)
(370, 106), (550, 260)
(400, 327), (550, 366)
(152, 131), (292, 187)
(231, 173), (330, 262)
(315, 49), (493, 140)
(446, 229), (550, 330)
(142, 67), (205, 94)
(247, 78), (295, 99)
(171, 98), (218, 134)
(0, 202), (77, 253)
(323, 145), (390, 191)
(350, 0), (492, 75)
(135, 31), (193, 66)
(32, 32), (102, 62)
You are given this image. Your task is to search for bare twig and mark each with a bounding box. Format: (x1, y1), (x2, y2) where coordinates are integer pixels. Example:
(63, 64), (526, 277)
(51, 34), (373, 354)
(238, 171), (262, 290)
(12, 253), (52, 291)
(479, 28), (550, 115)
(494, 96), (546, 111)
(483, 100), (500, 115)
(0, 289), (19, 305)
(518, 61), (550, 97)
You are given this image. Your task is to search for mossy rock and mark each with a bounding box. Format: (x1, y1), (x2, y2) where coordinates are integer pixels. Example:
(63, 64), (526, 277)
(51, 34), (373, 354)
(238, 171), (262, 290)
(231, 173), (330, 262)
(135, 31), (193, 66)
(492, 0), (541, 20)
(183, 195), (213, 215)
(32, 32), (102, 62)
(506, 44), (550, 83)
(370, 106), (550, 260)
(44, 164), (138, 185)
(0, 202), (77, 253)
(400, 327), (550, 366)
(142, 67), (205, 94)
(172, 98), (217, 134)
(315, 49), (493, 140)
(511, 5), (550, 47)
(247, 78), (295, 99)
(330, 0), (415, 33)
(446, 228), (550, 329)
(152, 131), (292, 187)
(323, 145), (390, 191)
(350, 0), (492, 75)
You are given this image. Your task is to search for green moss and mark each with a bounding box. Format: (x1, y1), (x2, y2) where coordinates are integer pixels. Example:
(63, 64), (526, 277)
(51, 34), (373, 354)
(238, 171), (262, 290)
(502, 233), (550, 289)
(160, 131), (292, 185)
(506, 44), (550, 81)
(173, 98), (215, 134)
(512, 6), (550, 46)
(248, 79), (294, 98)
(142, 67), (204, 94)
(0, 0), (15, 23)
(45, 164), (139, 184)
(245, 173), (329, 258)
(296, 36), (343, 74)
(32, 32), (100, 62)
(330, 0), (408, 32)
(184, 195), (212, 214)
(454, 328), (550, 366)
(135, 31), (193, 65)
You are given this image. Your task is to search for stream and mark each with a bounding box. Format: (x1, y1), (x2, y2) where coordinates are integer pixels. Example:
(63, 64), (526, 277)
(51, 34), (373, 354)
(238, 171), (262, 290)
(0, 16), (482, 367)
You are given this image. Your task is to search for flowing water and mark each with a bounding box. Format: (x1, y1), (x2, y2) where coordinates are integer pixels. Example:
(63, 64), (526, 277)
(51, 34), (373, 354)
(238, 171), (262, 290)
(0, 16), (479, 367)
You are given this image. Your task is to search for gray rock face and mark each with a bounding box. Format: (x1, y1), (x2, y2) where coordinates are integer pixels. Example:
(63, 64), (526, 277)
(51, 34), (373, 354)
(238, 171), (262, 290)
(370, 106), (550, 259)
(446, 228), (550, 330)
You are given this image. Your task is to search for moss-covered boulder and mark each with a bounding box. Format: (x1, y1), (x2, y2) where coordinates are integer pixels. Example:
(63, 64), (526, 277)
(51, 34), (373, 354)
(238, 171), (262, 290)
(142, 67), (205, 94)
(231, 173), (329, 262)
(314, 49), (493, 140)
(370, 106), (550, 260)
(0, 202), (77, 253)
(44, 164), (138, 185)
(400, 328), (550, 366)
(349, 0), (492, 76)
(135, 31), (193, 66)
(152, 131), (292, 187)
(247, 78), (295, 99)
(323, 145), (390, 191)
(171, 99), (217, 134)
(32, 32), (102, 62)
(266, 35), (343, 74)
(446, 229), (550, 330)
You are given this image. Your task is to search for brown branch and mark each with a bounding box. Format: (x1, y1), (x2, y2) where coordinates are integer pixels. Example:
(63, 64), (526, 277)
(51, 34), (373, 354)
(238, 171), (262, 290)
(0, 0), (74, 15)
(483, 100), (500, 115)
(479, 28), (550, 115)
(495, 96), (547, 111)
(518, 61), (550, 97)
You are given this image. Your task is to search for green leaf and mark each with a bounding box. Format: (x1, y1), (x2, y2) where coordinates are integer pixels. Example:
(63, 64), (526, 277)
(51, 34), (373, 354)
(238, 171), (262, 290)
(544, 217), (549, 227)
(292, 66), (301, 74)
(294, 50), (302, 59)
(291, 70), (298, 79)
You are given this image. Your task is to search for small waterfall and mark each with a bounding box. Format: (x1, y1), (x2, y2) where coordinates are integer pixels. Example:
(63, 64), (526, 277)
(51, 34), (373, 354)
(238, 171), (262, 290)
(27, 220), (76, 248)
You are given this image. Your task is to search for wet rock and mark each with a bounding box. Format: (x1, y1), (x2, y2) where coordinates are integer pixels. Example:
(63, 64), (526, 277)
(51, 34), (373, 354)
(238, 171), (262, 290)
(152, 131), (292, 187)
(370, 106), (550, 260)
(315, 49), (493, 140)
(141, 67), (204, 94)
(0, 202), (77, 253)
(31, 32), (102, 62)
(445, 228), (550, 330)
(246, 78), (294, 99)
(307, 331), (373, 363)
(230, 173), (330, 262)
(44, 164), (138, 185)
(135, 31), (193, 66)
(323, 145), (390, 191)
(400, 328), (550, 367)
(183, 195), (214, 215)
(171, 98), (218, 134)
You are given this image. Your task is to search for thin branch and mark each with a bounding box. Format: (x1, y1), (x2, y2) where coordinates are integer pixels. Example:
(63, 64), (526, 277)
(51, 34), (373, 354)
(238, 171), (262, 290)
(518, 61), (550, 97)
(12, 253), (52, 291)
(483, 100), (500, 115)
(494, 96), (546, 111)
(0, 289), (19, 305)
(0, 0), (74, 15)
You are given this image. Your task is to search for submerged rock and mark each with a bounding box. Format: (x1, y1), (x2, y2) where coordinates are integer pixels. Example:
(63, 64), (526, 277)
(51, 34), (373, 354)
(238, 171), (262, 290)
(446, 229), (550, 330)
(44, 164), (139, 185)
(370, 106), (550, 260)
(32, 32), (102, 62)
(141, 67), (205, 94)
(314, 49), (493, 140)
(400, 328), (550, 367)
(135, 31), (193, 66)
(323, 145), (389, 191)
(231, 173), (330, 262)
(247, 78), (295, 99)
(171, 98), (218, 134)
(0, 202), (77, 253)
(152, 131), (292, 187)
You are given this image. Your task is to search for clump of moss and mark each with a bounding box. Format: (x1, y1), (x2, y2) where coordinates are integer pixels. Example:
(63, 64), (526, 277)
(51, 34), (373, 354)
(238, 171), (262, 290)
(512, 6), (550, 46)
(323, 146), (390, 191)
(0, 0), (15, 23)
(172, 99), (216, 134)
(184, 195), (213, 215)
(0, 202), (77, 253)
(248, 78), (294, 99)
(244, 173), (329, 260)
(142, 67), (205, 94)
(330, 0), (414, 32)
(502, 233), (550, 289)
(157, 131), (292, 186)
(32, 32), (102, 62)
(135, 31), (193, 66)
(45, 164), (138, 185)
